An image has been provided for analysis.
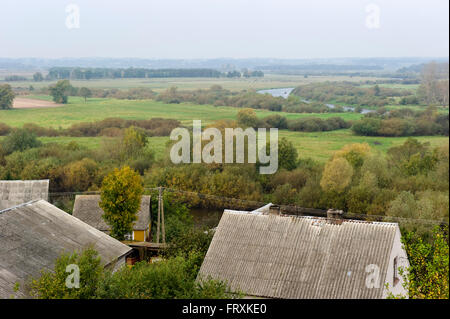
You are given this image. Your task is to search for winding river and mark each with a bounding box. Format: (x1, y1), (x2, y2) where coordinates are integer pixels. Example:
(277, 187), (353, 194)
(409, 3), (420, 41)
(257, 87), (374, 114)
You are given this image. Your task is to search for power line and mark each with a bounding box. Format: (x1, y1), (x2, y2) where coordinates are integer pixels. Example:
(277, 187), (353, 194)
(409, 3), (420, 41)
(47, 188), (449, 226)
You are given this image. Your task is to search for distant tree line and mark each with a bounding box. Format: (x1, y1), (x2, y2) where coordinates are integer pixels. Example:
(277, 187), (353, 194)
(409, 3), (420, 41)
(4, 75), (28, 81)
(44, 67), (264, 80)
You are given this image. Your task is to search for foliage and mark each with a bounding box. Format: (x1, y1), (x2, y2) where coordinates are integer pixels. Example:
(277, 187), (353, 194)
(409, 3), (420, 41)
(236, 108), (260, 128)
(277, 137), (298, 171)
(100, 166), (144, 240)
(79, 87), (92, 102)
(333, 143), (371, 169)
(29, 248), (237, 299)
(0, 84), (15, 110)
(96, 252), (238, 299)
(320, 157), (353, 193)
(400, 227), (449, 299)
(49, 80), (72, 104)
(29, 247), (103, 299)
(1, 128), (42, 154)
(164, 227), (214, 260)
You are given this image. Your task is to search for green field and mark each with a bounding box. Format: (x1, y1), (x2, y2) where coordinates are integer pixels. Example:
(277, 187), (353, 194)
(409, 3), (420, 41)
(3, 74), (391, 92)
(0, 95), (363, 128)
(1, 129), (445, 163)
(1, 94), (448, 163)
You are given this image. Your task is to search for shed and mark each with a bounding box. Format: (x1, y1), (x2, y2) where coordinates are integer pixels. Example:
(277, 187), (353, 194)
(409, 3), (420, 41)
(198, 207), (409, 299)
(73, 195), (151, 242)
(0, 200), (132, 299)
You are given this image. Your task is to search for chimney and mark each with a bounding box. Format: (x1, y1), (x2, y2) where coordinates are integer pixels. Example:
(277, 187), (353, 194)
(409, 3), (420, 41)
(327, 209), (344, 224)
(269, 204), (281, 216)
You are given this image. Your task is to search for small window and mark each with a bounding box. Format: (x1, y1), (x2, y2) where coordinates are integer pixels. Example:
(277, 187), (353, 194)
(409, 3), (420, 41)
(124, 233), (133, 241)
(393, 257), (399, 286)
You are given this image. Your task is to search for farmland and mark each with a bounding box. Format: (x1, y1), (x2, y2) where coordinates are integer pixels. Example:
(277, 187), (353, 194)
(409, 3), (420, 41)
(0, 95), (363, 128)
(3, 73), (389, 92)
(1, 93), (447, 162)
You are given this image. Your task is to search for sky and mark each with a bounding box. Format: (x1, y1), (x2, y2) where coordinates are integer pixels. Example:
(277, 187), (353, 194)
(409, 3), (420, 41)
(0, 0), (448, 59)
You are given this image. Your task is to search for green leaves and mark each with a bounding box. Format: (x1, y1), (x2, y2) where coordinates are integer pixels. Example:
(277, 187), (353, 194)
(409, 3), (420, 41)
(100, 166), (143, 240)
(0, 84), (15, 110)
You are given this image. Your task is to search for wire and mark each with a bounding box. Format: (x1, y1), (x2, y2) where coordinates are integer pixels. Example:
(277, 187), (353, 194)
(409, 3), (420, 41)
(47, 187), (449, 226)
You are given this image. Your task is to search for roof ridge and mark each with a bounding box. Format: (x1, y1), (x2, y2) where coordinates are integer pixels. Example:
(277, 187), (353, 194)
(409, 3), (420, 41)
(223, 210), (398, 226)
(0, 199), (43, 214)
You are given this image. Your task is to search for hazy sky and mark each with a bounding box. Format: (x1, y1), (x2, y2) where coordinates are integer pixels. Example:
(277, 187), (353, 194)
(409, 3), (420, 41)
(1, 0), (448, 59)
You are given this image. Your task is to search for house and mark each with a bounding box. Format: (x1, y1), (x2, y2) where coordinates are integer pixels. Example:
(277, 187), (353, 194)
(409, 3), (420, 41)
(198, 205), (409, 299)
(72, 195), (152, 242)
(0, 200), (132, 299)
(0, 180), (49, 210)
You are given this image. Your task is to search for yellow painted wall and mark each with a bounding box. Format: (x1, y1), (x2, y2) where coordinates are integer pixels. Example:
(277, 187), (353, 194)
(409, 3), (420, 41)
(133, 230), (145, 242)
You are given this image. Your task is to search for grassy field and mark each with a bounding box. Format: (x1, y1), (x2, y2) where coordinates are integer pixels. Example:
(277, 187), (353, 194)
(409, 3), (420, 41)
(0, 95), (363, 128)
(3, 74), (392, 92)
(1, 94), (447, 163)
(1, 129), (444, 163)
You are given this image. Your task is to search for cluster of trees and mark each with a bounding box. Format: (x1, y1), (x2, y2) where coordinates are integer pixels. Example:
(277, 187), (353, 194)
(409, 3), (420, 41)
(0, 118), (180, 138)
(27, 241), (235, 299)
(235, 108), (351, 132)
(292, 82), (412, 107)
(44, 80), (158, 104)
(155, 86), (345, 114)
(0, 84), (15, 109)
(1, 118), (448, 297)
(352, 106), (449, 137)
(0, 126), (155, 191)
(45, 67), (264, 80)
(81, 87), (156, 100)
(4, 75), (27, 81)
(417, 62), (449, 106)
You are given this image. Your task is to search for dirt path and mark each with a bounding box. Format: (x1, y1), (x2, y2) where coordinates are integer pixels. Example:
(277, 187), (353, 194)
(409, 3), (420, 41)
(13, 98), (63, 109)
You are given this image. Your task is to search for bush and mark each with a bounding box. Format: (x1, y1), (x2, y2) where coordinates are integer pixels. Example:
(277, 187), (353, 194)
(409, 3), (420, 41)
(1, 128), (42, 154)
(0, 123), (11, 136)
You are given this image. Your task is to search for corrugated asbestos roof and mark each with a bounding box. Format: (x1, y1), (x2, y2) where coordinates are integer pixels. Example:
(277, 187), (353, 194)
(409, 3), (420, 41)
(198, 211), (398, 299)
(0, 180), (49, 210)
(72, 195), (151, 231)
(0, 200), (132, 299)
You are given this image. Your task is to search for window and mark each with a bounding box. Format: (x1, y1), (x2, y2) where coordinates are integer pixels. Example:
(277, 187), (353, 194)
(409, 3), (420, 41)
(393, 257), (399, 286)
(124, 232), (133, 241)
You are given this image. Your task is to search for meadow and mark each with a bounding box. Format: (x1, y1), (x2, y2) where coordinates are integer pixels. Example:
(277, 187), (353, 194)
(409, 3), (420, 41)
(0, 95), (363, 128)
(4, 74), (388, 92)
(1, 79), (447, 163)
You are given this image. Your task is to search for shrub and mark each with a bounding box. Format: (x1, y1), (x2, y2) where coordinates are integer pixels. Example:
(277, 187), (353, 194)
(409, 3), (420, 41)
(1, 128), (42, 154)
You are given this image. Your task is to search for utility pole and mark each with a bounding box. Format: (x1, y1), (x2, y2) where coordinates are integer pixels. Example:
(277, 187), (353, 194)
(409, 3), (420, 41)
(156, 187), (161, 244)
(156, 186), (166, 244)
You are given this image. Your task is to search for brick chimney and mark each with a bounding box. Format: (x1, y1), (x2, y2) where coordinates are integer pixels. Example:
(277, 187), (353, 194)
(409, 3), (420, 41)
(327, 209), (344, 224)
(269, 204), (281, 216)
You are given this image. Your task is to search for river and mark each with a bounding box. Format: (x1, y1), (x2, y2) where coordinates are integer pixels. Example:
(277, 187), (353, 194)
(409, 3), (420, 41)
(257, 87), (374, 114)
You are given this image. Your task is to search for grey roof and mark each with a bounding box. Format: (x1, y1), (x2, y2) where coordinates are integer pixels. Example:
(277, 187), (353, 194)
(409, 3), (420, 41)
(198, 210), (400, 299)
(72, 195), (151, 231)
(0, 180), (49, 210)
(0, 200), (132, 299)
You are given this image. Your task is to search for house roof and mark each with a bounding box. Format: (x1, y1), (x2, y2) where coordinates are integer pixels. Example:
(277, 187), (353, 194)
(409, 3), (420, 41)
(0, 200), (132, 299)
(72, 195), (151, 231)
(0, 180), (49, 210)
(198, 210), (400, 299)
